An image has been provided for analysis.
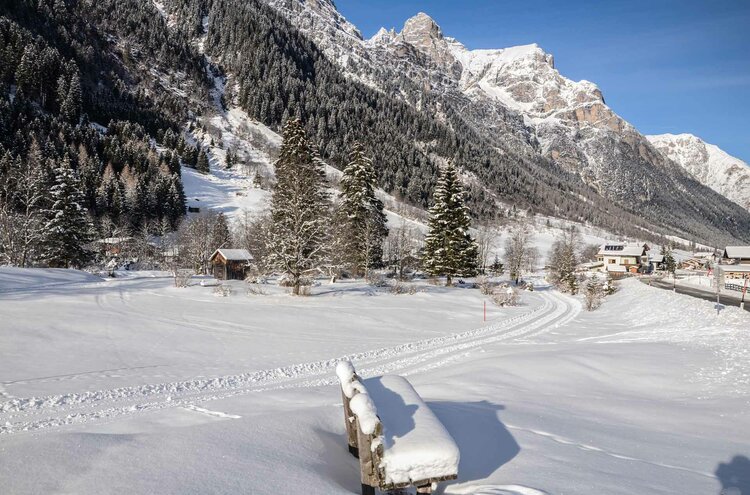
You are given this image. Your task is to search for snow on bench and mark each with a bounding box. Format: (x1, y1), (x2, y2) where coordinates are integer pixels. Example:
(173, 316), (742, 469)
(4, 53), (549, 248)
(336, 361), (459, 494)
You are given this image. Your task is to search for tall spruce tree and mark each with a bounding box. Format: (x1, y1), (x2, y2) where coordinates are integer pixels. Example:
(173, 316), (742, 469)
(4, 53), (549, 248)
(422, 162), (479, 286)
(196, 150), (210, 174)
(211, 212), (231, 249)
(41, 156), (93, 268)
(338, 142), (388, 276)
(548, 228), (581, 294)
(267, 119), (331, 295)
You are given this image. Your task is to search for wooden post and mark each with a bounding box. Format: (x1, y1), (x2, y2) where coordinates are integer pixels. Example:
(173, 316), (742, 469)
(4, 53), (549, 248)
(341, 388), (359, 457)
(357, 420), (381, 493)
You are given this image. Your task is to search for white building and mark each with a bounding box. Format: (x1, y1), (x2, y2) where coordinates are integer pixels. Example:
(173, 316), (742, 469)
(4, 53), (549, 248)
(722, 246), (750, 265)
(596, 242), (649, 273)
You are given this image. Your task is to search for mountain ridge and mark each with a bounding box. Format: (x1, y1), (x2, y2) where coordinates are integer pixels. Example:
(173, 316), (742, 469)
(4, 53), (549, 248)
(647, 133), (750, 212)
(261, 1), (750, 244)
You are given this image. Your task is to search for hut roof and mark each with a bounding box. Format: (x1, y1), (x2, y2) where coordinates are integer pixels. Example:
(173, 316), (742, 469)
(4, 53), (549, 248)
(210, 249), (253, 262)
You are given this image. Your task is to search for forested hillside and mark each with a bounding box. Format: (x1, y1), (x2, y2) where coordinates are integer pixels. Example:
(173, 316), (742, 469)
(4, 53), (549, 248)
(1, 0), (748, 269)
(0, 0), (215, 265)
(162, 0), (750, 245)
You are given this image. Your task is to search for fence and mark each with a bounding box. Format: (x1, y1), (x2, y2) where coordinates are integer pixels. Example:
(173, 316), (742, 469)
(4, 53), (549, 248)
(725, 283), (747, 293)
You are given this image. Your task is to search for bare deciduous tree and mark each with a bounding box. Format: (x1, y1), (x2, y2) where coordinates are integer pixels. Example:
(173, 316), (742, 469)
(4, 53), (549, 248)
(504, 221), (536, 284)
(384, 219), (424, 280)
(475, 222), (501, 274)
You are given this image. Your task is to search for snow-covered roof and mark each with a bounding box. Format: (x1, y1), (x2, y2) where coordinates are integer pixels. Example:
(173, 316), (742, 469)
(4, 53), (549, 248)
(96, 237), (133, 244)
(210, 249), (252, 261)
(580, 261), (604, 269)
(650, 255), (664, 263)
(606, 265), (627, 273)
(692, 251), (715, 259)
(719, 264), (750, 273)
(598, 242), (647, 257)
(723, 246), (750, 259)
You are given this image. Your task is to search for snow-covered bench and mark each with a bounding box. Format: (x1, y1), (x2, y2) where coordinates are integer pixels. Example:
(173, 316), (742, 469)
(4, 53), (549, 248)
(336, 361), (459, 494)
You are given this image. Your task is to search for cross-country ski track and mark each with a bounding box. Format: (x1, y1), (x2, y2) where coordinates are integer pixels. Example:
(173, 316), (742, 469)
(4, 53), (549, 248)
(0, 289), (579, 436)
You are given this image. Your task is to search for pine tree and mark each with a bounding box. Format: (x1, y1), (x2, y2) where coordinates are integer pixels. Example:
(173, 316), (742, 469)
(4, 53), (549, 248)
(663, 245), (676, 275)
(267, 119), (330, 295)
(211, 212), (231, 249)
(490, 255), (504, 277)
(41, 156), (93, 268)
(337, 141), (388, 276)
(584, 276), (603, 311)
(549, 228), (581, 293)
(422, 162), (478, 286)
(62, 72), (82, 123)
(196, 149), (210, 174)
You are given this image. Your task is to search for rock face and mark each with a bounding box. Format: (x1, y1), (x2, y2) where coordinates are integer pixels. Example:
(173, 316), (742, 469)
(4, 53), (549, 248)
(371, 13), (685, 204)
(648, 134), (750, 212)
(261, 1), (750, 243)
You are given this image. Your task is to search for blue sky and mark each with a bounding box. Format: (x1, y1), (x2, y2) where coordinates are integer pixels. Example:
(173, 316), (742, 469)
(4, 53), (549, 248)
(335, 0), (750, 163)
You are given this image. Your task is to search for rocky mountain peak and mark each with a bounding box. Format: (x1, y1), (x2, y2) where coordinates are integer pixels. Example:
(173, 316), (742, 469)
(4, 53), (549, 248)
(401, 12), (444, 44)
(369, 27), (396, 45)
(393, 12), (462, 73)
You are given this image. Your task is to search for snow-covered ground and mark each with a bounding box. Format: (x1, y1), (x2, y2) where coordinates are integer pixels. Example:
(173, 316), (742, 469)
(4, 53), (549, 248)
(1, 268), (748, 494)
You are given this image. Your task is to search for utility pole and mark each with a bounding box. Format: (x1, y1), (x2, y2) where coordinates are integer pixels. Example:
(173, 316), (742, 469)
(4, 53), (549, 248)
(741, 276), (748, 311)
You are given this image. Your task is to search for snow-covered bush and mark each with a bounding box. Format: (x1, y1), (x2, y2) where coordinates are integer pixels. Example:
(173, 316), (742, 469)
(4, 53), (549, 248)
(213, 284), (232, 297)
(297, 285), (311, 296)
(174, 270), (192, 288)
(367, 274), (390, 288)
(492, 285), (519, 307)
(246, 285), (267, 296)
(584, 278), (603, 311)
(389, 279), (407, 294)
(278, 274), (312, 287)
(476, 276), (495, 295)
(245, 274), (268, 285)
(603, 274), (618, 295)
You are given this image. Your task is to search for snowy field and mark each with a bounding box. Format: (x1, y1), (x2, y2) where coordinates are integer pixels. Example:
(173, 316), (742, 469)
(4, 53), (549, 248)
(1, 268), (749, 494)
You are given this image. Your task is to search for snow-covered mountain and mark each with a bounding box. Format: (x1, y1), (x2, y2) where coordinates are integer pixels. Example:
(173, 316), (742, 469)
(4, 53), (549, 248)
(363, 12), (686, 202)
(647, 133), (750, 211)
(260, 2), (750, 245)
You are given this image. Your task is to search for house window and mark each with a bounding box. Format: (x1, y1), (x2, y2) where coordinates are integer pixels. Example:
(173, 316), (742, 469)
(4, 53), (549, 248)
(609, 259), (616, 264)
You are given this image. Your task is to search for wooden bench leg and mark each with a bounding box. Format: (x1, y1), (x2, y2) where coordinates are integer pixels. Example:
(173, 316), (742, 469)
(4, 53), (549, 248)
(361, 483), (375, 495)
(349, 444), (359, 458)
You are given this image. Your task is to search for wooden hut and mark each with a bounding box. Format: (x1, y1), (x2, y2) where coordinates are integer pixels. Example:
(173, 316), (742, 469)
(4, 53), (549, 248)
(209, 249), (252, 280)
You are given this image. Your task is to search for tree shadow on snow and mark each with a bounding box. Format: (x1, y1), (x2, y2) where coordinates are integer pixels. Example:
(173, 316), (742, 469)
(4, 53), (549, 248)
(715, 455), (750, 495)
(363, 376), (418, 446)
(428, 400), (520, 491)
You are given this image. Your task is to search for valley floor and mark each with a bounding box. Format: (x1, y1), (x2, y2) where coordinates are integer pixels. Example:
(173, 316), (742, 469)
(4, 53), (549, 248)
(0, 269), (748, 494)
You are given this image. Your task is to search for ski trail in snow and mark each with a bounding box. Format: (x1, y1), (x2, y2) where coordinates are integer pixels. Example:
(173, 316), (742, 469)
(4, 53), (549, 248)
(0, 291), (573, 435)
(506, 424), (716, 479)
(183, 405), (241, 419)
(2, 365), (168, 386)
(447, 485), (550, 495)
